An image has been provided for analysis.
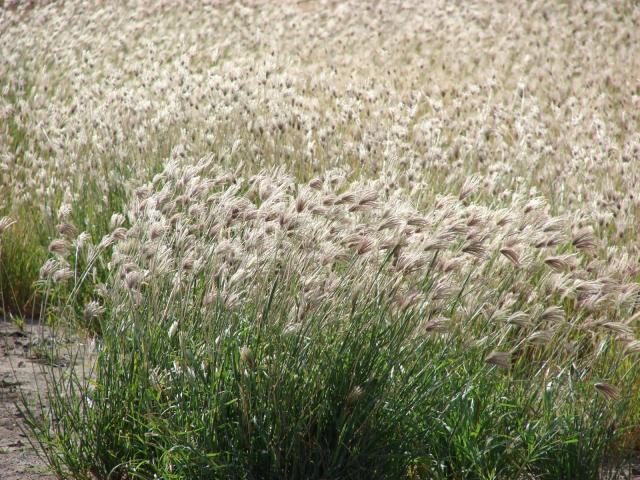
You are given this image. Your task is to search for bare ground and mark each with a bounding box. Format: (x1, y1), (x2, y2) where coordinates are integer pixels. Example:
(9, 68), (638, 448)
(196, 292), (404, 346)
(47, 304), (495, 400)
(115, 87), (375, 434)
(0, 320), (57, 480)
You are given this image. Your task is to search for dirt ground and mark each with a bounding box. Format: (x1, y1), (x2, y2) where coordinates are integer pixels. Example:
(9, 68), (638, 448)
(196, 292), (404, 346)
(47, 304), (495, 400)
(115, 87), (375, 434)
(0, 320), (57, 480)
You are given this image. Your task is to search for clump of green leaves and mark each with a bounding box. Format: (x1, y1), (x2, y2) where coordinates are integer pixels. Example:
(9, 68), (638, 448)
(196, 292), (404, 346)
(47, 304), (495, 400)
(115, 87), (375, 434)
(23, 266), (636, 479)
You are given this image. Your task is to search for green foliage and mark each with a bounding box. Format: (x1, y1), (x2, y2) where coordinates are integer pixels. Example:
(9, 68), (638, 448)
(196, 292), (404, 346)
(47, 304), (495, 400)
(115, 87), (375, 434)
(0, 208), (50, 317)
(22, 272), (636, 479)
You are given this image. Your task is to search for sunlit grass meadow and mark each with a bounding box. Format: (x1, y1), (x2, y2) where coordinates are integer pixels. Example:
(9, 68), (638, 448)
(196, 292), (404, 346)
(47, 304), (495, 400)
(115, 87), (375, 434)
(2, 1), (640, 478)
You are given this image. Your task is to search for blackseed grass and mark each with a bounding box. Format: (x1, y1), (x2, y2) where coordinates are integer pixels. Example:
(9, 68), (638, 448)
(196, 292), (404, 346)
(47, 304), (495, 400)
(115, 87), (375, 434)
(21, 252), (640, 479)
(2, 1), (640, 478)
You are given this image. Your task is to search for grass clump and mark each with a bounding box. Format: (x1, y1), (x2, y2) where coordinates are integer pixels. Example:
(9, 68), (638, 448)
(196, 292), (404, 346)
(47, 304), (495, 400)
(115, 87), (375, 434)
(24, 242), (638, 479)
(0, 212), (49, 316)
(3, 1), (640, 478)
(18, 156), (639, 479)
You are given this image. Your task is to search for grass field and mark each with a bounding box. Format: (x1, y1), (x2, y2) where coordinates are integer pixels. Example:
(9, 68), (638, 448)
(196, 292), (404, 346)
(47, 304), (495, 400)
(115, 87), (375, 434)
(1, 1), (640, 478)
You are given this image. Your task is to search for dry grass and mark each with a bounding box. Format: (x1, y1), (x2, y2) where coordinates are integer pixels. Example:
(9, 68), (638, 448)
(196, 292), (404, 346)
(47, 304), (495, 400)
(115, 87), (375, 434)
(2, 1), (640, 478)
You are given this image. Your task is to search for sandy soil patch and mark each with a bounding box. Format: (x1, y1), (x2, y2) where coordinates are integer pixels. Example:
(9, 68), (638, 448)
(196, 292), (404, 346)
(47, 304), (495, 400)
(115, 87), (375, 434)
(1, 320), (58, 480)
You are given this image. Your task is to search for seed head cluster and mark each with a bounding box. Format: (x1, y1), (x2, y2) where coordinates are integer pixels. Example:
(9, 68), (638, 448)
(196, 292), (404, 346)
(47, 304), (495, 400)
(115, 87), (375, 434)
(2, 1), (639, 382)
